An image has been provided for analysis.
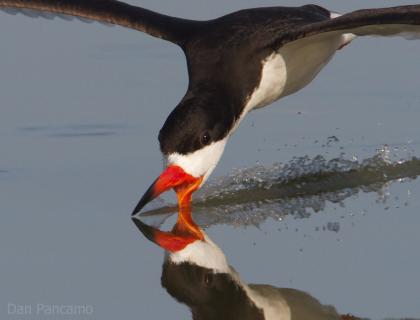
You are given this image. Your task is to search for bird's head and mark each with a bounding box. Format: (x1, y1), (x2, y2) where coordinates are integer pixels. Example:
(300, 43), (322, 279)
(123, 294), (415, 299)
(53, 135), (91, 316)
(132, 90), (236, 216)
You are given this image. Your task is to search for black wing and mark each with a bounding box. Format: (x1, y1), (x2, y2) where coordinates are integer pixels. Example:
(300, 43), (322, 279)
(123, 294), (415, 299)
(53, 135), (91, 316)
(273, 5), (420, 48)
(0, 0), (198, 45)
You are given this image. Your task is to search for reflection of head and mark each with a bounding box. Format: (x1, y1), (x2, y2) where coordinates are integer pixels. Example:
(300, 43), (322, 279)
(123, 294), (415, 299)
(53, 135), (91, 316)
(133, 214), (351, 320)
(161, 262), (264, 320)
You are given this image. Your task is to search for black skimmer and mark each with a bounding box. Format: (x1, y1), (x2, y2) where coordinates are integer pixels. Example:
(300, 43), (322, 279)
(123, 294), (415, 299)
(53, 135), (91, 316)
(132, 209), (359, 320)
(2, 1), (420, 215)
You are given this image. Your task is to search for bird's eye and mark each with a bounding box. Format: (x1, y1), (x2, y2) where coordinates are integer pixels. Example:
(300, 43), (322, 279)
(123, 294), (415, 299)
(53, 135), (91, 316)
(201, 131), (211, 146)
(204, 272), (213, 287)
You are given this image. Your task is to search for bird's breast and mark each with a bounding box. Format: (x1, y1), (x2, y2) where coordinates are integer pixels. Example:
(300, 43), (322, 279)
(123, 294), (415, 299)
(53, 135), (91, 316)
(245, 32), (353, 112)
(246, 53), (288, 110)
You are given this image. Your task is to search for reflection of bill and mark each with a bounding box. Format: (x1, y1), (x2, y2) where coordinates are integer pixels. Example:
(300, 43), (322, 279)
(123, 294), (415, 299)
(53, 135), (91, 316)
(133, 209), (358, 320)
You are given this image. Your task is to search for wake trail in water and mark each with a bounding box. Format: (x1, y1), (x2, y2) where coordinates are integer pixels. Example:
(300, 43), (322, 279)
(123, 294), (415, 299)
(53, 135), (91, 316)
(141, 146), (420, 227)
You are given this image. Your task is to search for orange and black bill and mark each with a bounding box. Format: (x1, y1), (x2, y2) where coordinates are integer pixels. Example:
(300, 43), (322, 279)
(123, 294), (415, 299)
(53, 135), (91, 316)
(131, 165), (202, 216)
(132, 210), (203, 252)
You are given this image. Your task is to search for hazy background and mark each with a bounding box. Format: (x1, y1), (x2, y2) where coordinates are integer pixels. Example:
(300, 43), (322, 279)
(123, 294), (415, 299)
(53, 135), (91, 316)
(1, 1), (420, 319)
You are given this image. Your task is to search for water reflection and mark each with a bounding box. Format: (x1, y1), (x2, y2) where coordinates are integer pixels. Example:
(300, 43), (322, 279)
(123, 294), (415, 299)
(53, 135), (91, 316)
(133, 209), (357, 320)
(141, 149), (420, 228)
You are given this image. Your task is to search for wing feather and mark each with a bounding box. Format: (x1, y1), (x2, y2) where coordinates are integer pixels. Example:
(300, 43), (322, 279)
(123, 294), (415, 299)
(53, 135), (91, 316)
(272, 5), (420, 48)
(0, 0), (198, 45)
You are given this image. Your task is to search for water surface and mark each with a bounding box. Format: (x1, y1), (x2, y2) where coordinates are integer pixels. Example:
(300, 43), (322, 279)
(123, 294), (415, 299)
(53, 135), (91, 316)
(1, 1), (420, 319)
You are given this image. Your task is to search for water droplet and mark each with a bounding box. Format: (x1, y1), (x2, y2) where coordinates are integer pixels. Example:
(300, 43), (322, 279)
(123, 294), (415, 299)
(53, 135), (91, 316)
(326, 222), (340, 233)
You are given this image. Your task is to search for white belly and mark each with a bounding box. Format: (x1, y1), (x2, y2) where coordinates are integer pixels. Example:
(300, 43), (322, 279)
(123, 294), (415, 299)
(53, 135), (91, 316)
(246, 32), (355, 111)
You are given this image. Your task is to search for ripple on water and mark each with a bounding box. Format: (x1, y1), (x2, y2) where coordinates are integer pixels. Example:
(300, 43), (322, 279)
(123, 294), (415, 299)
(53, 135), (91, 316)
(141, 146), (420, 228)
(0, 169), (11, 180)
(19, 124), (126, 138)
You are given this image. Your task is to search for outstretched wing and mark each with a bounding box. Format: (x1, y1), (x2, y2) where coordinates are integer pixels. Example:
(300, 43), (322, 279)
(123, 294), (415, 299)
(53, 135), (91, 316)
(273, 5), (420, 48)
(0, 0), (197, 45)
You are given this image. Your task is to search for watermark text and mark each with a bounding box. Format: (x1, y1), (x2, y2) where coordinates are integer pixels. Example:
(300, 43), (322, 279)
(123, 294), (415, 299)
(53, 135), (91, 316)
(7, 303), (94, 317)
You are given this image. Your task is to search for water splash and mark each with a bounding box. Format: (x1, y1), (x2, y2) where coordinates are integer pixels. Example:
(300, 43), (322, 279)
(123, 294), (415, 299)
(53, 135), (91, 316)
(141, 146), (420, 228)
(195, 145), (395, 202)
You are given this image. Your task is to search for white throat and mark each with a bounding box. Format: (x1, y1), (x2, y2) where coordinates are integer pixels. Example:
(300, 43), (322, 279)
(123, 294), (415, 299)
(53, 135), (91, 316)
(166, 137), (228, 183)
